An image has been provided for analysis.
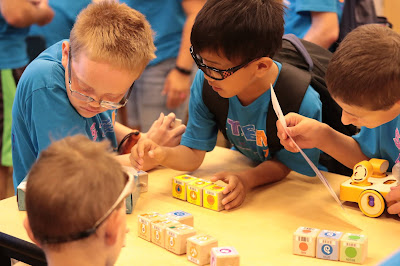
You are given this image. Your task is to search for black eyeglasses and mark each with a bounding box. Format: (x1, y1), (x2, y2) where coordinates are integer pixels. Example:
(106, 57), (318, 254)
(68, 49), (133, 109)
(190, 46), (257, 81)
(40, 173), (134, 244)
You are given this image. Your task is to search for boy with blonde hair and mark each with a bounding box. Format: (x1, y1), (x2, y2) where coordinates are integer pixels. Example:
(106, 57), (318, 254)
(12, 1), (185, 191)
(276, 24), (400, 216)
(24, 135), (131, 265)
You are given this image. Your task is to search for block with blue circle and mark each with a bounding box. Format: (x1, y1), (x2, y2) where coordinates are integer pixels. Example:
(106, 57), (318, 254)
(165, 210), (194, 226)
(316, 230), (343, 261)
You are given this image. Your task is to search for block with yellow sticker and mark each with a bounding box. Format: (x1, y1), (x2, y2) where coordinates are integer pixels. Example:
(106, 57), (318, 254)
(187, 234), (218, 265)
(172, 174), (199, 201)
(165, 224), (196, 255)
(187, 179), (213, 206)
(203, 184), (226, 211)
(151, 218), (181, 248)
(137, 212), (164, 241)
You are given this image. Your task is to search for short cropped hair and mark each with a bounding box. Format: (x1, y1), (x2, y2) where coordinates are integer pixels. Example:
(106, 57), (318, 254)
(70, 1), (156, 71)
(326, 24), (400, 111)
(25, 135), (126, 247)
(191, 0), (285, 63)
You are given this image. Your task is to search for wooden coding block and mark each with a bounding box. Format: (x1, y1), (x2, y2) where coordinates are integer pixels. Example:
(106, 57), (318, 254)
(293, 226), (320, 257)
(165, 224), (196, 255)
(137, 212), (164, 241)
(339, 233), (368, 264)
(316, 230), (343, 261)
(187, 234), (218, 265)
(187, 179), (213, 206)
(172, 174), (199, 201)
(210, 247), (240, 266)
(203, 184), (226, 211)
(151, 218), (180, 248)
(165, 210), (194, 226)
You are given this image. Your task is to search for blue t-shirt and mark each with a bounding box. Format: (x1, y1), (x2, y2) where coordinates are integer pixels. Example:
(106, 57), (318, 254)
(0, 15), (29, 69)
(284, 0), (344, 38)
(12, 40), (118, 190)
(121, 0), (185, 66)
(353, 115), (400, 171)
(181, 62), (322, 176)
(29, 0), (92, 48)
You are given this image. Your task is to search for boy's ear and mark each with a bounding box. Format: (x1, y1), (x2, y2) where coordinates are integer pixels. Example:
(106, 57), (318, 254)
(61, 41), (70, 69)
(253, 57), (274, 77)
(104, 208), (124, 246)
(23, 217), (42, 248)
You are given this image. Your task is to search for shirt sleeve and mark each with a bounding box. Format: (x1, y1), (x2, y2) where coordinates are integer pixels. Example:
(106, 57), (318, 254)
(180, 70), (219, 151)
(294, 0), (339, 13)
(275, 85), (322, 176)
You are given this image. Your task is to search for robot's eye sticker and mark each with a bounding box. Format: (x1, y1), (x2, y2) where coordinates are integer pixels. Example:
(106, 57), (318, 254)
(353, 165), (367, 181)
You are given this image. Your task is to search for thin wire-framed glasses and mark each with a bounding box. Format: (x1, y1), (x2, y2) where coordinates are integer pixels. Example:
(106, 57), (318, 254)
(190, 46), (257, 81)
(41, 172), (134, 244)
(68, 49), (133, 109)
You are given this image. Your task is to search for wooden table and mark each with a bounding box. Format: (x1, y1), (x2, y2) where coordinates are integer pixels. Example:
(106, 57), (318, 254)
(0, 146), (399, 265)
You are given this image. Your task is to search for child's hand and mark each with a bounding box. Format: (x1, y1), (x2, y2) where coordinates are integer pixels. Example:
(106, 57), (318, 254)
(386, 185), (400, 217)
(210, 172), (247, 210)
(129, 138), (166, 170)
(277, 112), (324, 152)
(146, 112), (186, 147)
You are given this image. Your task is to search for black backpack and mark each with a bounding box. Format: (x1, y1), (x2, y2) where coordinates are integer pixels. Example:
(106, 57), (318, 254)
(202, 34), (357, 175)
(331, 0), (392, 51)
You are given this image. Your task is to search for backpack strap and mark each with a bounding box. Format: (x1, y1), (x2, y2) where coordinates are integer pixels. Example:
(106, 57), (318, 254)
(267, 63), (311, 156)
(202, 80), (229, 139)
(282, 34), (314, 71)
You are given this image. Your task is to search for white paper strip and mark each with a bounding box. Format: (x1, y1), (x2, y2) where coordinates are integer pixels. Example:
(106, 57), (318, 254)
(270, 84), (344, 209)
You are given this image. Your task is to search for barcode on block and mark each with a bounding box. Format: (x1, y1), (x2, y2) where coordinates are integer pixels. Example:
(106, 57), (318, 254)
(297, 236), (310, 242)
(321, 239), (335, 245)
(345, 242), (359, 248)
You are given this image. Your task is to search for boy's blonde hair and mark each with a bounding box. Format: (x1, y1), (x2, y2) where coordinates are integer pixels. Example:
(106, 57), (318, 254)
(70, 1), (156, 71)
(25, 135), (126, 248)
(326, 24), (400, 111)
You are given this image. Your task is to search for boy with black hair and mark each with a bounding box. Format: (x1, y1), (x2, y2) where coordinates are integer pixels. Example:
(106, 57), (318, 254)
(131, 0), (323, 210)
(276, 24), (400, 216)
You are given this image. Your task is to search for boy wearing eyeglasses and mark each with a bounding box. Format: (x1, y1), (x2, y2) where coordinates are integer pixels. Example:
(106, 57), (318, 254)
(131, 0), (322, 210)
(24, 135), (132, 265)
(11, 2), (186, 191)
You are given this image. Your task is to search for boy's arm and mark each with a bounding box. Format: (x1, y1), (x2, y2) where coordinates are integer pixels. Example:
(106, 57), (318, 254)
(303, 11), (339, 49)
(162, 0), (206, 109)
(1, 0), (54, 28)
(114, 112), (185, 146)
(278, 113), (369, 169)
(131, 139), (206, 172)
(211, 159), (290, 210)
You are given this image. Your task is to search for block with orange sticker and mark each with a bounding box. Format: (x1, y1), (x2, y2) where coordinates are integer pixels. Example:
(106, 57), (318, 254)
(151, 218), (181, 248)
(165, 224), (196, 255)
(203, 184), (226, 211)
(137, 212), (164, 241)
(293, 226), (320, 257)
(187, 179), (213, 206)
(172, 174), (199, 201)
(187, 234), (218, 265)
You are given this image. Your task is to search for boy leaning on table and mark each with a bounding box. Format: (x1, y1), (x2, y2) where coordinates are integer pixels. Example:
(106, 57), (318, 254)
(23, 135), (131, 266)
(130, 0), (323, 210)
(11, 1), (186, 192)
(276, 24), (400, 217)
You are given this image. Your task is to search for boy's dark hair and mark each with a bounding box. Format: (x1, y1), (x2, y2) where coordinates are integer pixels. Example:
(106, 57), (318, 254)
(191, 0), (285, 63)
(326, 24), (400, 111)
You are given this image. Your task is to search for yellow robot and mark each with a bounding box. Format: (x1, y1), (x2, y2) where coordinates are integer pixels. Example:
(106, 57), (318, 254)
(340, 159), (398, 218)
